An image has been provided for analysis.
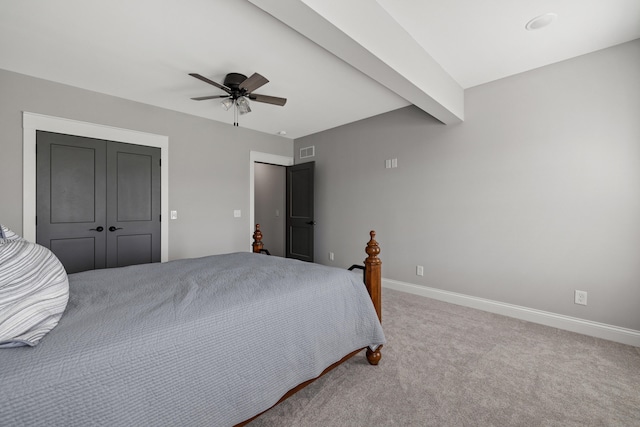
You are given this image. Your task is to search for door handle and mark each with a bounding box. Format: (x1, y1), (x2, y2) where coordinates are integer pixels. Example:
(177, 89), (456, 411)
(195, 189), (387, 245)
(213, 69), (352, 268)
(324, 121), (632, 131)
(306, 221), (317, 225)
(89, 226), (104, 232)
(108, 226), (123, 232)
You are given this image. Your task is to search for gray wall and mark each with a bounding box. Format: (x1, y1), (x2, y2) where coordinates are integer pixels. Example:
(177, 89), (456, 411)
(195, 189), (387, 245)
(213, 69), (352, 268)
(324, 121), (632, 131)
(254, 162), (286, 257)
(294, 40), (640, 331)
(0, 69), (292, 260)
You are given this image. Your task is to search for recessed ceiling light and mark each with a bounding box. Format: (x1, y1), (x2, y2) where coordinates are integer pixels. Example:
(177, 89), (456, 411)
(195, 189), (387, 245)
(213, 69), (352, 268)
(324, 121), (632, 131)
(525, 13), (558, 31)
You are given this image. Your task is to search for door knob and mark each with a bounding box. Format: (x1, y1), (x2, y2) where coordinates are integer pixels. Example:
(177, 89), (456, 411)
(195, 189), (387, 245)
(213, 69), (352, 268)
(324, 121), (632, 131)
(306, 221), (317, 225)
(108, 226), (123, 232)
(89, 226), (104, 232)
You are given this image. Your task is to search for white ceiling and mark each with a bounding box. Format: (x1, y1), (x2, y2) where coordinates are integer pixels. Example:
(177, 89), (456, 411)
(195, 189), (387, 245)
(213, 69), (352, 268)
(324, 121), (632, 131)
(1, 0), (638, 139)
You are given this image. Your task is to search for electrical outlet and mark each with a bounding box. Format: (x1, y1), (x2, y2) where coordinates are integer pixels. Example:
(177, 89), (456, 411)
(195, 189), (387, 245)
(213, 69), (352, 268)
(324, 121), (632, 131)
(329, 252), (334, 261)
(575, 290), (588, 306)
(416, 265), (424, 276)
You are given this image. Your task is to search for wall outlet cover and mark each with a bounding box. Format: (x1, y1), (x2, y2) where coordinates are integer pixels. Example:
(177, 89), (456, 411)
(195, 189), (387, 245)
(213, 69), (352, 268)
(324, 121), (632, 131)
(575, 290), (588, 306)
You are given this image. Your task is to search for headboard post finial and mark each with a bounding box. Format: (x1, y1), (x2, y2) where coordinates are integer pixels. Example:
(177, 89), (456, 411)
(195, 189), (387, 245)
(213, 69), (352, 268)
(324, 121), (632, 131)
(252, 224), (264, 253)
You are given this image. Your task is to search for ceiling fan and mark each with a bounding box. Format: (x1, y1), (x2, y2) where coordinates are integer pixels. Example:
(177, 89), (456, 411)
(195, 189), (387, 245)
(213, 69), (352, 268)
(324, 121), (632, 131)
(189, 72), (287, 127)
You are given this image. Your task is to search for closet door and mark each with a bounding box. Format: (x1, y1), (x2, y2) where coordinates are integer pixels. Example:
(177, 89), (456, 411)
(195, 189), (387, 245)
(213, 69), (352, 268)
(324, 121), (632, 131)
(36, 131), (108, 273)
(106, 142), (161, 268)
(37, 131), (161, 273)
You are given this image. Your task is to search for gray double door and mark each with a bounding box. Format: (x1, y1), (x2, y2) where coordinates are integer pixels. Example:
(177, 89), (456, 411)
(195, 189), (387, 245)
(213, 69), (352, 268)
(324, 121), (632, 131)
(36, 131), (161, 274)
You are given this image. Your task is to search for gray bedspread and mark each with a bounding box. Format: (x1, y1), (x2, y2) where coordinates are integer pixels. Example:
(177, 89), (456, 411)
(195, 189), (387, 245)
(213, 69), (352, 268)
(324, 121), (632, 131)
(0, 252), (385, 426)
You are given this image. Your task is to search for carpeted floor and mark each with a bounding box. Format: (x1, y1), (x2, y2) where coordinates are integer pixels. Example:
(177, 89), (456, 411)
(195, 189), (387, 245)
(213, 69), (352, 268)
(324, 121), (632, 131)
(249, 288), (640, 426)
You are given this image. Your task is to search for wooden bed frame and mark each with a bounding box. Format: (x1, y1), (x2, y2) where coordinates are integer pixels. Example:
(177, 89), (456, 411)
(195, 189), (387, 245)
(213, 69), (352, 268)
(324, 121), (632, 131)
(240, 224), (383, 426)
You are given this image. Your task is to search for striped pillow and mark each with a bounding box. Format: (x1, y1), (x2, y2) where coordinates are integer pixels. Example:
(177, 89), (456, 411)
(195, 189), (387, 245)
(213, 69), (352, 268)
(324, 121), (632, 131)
(0, 239), (69, 348)
(0, 224), (24, 241)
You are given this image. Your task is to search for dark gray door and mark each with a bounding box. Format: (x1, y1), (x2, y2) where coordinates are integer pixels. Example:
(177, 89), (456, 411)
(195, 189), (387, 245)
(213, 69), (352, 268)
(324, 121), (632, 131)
(36, 131), (161, 273)
(106, 142), (161, 268)
(286, 161), (314, 262)
(36, 132), (107, 273)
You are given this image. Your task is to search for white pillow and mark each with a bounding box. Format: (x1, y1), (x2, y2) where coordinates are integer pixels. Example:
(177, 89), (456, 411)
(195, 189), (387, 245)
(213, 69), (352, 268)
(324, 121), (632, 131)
(0, 239), (69, 347)
(0, 224), (24, 241)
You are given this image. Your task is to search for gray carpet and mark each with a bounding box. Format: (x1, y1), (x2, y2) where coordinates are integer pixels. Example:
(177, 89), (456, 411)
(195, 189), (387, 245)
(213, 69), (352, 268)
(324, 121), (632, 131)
(249, 288), (640, 426)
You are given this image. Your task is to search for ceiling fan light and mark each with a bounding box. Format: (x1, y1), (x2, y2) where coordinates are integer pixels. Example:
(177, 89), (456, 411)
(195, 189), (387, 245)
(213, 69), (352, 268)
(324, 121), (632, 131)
(237, 97), (251, 115)
(221, 97), (234, 111)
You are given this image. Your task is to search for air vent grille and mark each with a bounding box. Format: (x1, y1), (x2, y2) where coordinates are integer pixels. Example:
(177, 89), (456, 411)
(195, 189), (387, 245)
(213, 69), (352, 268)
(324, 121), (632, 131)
(299, 146), (315, 159)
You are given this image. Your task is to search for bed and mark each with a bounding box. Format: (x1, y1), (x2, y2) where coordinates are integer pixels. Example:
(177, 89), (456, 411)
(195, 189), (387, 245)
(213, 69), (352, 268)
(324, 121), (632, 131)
(0, 225), (384, 426)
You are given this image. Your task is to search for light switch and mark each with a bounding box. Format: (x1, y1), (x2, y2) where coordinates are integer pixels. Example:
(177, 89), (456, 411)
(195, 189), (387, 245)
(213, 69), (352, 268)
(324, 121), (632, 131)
(234, 210), (241, 218)
(170, 210), (178, 220)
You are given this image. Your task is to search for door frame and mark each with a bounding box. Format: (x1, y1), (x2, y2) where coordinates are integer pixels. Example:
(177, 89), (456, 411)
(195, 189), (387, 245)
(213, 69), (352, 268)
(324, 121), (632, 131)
(22, 112), (169, 262)
(249, 151), (293, 251)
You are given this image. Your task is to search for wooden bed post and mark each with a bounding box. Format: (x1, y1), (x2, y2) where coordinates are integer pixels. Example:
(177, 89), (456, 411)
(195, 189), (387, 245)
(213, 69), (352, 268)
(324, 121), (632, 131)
(252, 224), (263, 253)
(364, 230), (383, 365)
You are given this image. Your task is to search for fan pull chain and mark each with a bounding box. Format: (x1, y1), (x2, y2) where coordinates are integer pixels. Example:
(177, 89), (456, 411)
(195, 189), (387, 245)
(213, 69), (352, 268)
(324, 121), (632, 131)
(234, 100), (239, 127)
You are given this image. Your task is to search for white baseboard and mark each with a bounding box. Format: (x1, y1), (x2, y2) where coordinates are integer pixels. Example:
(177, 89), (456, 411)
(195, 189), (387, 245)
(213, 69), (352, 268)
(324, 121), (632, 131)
(383, 278), (640, 348)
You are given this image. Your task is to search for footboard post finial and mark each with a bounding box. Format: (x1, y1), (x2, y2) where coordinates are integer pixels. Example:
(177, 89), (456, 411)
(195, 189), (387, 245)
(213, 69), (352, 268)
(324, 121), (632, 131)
(252, 224), (264, 253)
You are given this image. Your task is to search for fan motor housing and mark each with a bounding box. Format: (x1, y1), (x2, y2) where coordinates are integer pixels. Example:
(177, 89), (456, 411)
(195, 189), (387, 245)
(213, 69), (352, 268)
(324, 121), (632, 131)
(223, 73), (247, 91)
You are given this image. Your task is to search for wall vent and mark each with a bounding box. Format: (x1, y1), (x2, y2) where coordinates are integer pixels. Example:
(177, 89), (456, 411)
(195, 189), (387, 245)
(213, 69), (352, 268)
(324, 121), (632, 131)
(299, 146), (315, 159)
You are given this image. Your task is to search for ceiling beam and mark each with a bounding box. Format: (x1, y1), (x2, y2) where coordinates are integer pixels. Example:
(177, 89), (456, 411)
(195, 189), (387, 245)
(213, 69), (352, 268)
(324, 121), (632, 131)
(249, 0), (464, 124)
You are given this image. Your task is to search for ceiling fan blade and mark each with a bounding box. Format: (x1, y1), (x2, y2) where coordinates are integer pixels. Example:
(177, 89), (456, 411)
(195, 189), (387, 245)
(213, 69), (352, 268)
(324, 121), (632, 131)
(189, 73), (231, 94)
(191, 95), (229, 101)
(239, 73), (269, 93)
(249, 94), (287, 106)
